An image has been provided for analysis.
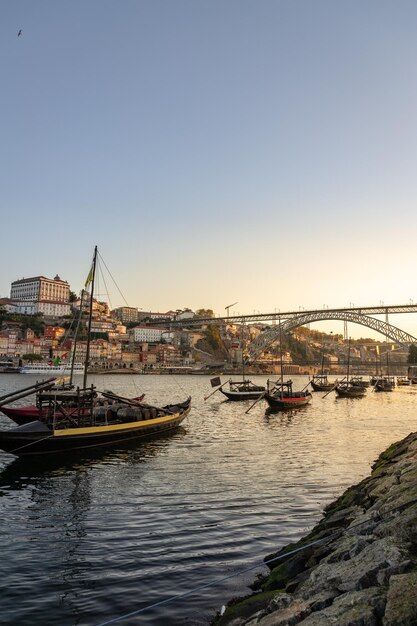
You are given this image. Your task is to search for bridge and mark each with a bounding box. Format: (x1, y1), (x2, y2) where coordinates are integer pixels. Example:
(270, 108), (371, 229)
(148, 303), (417, 361)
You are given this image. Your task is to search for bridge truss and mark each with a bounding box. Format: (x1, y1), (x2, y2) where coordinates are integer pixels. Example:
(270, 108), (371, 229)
(246, 310), (417, 362)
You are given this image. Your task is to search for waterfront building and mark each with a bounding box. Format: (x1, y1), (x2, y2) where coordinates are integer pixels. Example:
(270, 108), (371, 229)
(10, 275), (71, 317)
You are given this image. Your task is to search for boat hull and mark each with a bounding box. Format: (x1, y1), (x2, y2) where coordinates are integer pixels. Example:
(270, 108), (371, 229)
(264, 393), (312, 409)
(335, 386), (366, 398)
(220, 389), (265, 401)
(310, 380), (334, 392)
(0, 401), (191, 456)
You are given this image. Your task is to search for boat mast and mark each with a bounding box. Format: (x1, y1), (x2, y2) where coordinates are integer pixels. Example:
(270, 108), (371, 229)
(69, 288), (84, 386)
(346, 337), (351, 384)
(279, 321), (284, 398)
(241, 322), (245, 381)
(83, 246), (98, 389)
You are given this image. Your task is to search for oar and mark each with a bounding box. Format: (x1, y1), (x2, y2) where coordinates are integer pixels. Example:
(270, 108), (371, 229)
(0, 377), (57, 404)
(99, 390), (175, 414)
(204, 379), (230, 401)
(0, 378), (59, 407)
(245, 391), (267, 414)
(322, 377), (345, 399)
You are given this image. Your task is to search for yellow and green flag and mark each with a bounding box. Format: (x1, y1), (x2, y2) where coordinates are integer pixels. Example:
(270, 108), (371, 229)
(84, 264), (94, 289)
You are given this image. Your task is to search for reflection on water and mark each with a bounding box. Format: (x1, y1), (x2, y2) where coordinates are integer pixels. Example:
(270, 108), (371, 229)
(0, 374), (416, 624)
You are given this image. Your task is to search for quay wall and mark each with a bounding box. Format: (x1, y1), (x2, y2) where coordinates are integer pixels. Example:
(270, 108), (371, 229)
(212, 431), (417, 626)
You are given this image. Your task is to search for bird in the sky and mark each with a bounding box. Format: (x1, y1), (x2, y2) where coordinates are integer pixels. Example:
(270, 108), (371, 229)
(18, 29), (22, 37)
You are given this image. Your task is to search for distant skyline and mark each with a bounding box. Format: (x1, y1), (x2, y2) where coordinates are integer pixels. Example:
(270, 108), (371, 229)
(2, 1), (417, 340)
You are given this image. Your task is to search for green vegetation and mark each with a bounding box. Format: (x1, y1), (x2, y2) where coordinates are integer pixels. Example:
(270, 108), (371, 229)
(22, 353), (43, 362)
(408, 344), (417, 363)
(195, 308), (214, 318)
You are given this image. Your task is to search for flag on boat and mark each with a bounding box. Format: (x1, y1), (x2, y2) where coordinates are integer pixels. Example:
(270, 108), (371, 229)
(53, 352), (68, 366)
(210, 376), (221, 388)
(84, 264), (94, 288)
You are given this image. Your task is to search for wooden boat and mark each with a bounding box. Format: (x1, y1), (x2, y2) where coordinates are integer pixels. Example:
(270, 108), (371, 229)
(373, 354), (395, 392)
(373, 376), (395, 392)
(335, 339), (367, 399)
(0, 246), (191, 456)
(0, 389), (191, 456)
(310, 374), (334, 392)
(350, 376), (371, 388)
(0, 388), (145, 426)
(335, 382), (367, 398)
(263, 323), (312, 410)
(310, 355), (334, 391)
(219, 379), (266, 401)
(397, 376), (411, 386)
(264, 379), (312, 409)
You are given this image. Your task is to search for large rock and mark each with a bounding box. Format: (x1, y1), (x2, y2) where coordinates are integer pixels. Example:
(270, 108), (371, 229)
(212, 432), (417, 626)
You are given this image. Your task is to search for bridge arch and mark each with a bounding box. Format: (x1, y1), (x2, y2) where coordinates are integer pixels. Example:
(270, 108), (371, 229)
(247, 311), (417, 362)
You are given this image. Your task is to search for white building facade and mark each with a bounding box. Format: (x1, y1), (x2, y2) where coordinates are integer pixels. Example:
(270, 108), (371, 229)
(130, 326), (168, 343)
(10, 275), (71, 317)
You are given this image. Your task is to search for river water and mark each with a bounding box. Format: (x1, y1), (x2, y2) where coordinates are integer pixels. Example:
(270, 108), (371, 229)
(0, 373), (416, 625)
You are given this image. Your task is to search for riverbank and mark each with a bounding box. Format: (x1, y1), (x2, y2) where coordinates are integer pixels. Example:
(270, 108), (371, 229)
(213, 431), (417, 625)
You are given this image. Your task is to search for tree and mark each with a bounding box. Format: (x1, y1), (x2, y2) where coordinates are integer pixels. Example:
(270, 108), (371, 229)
(196, 309), (214, 318)
(408, 344), (417, 364)
(22, 353), (43, 362)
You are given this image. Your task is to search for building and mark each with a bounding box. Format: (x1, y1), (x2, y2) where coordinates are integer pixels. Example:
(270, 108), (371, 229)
(10, 275), (71, 317)
(112, 307), (139, 324)
(130, 326), (168, 343)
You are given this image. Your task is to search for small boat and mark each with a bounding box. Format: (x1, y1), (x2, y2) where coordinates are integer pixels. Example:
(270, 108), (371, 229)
(0, 246), (191, 456)
(335, 382), (367, 398)
(219, 379), (266, 401)
(349, 376), (371, 388)
(310, 354), (335, 391)
(397, 376), (411, 386)
(0, 361), (21, 374)
(264, 323), (312, 410)
(334, 339), (367, 399)
(373, 353), (395, 392)
(373, 376), (395, 392)
(264, 379), (312, 409)
(310, 374), (334, 392)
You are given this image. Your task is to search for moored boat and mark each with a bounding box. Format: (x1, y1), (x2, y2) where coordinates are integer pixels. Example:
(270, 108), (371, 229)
(335, 382), (367, 398)
(19, 362), (84, 375)
(373, 376), (395, 392)
(397, 376), (411, 386)
(310, 374), (334, 392)
(264, 379), (312, 409)
(219, 379), (266, 401)
(0, 389), (146, 426)
(350, 376), (371, 388)
(0, 388), (191, 456)
(334, 339), (367, 399)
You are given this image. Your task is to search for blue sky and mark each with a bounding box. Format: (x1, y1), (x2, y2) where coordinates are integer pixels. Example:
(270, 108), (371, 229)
(2, 1), (417, 338)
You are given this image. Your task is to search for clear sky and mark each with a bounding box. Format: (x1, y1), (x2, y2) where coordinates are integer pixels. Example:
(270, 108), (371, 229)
(2, 1), (417, 339)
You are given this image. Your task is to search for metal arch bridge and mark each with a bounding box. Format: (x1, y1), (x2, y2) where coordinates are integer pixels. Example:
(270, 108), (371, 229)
(246, 310), (417, 362)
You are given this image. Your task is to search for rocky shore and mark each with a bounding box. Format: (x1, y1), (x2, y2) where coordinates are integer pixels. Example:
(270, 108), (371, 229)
(213, 431), (417, 626)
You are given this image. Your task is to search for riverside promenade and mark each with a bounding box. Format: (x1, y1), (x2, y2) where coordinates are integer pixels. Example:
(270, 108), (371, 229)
(213, 432), (417, 626)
